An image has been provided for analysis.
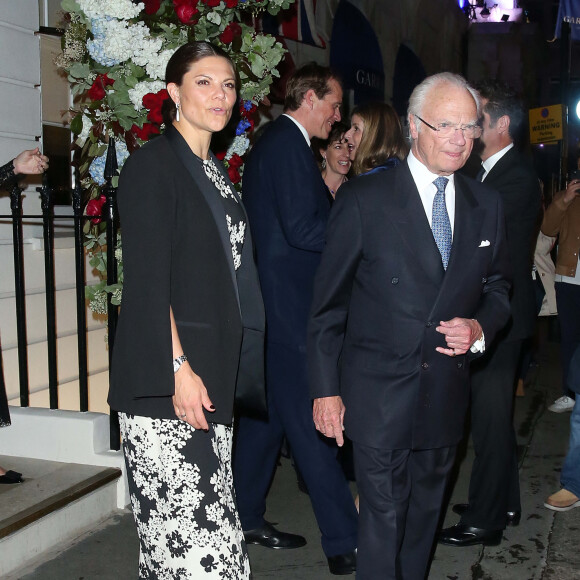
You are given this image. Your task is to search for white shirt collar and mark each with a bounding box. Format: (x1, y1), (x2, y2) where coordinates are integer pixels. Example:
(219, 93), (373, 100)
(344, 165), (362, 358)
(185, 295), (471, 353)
(407, 150), (456, 235)
(481, 142), (514, 180)
(283, 113), (310, 146)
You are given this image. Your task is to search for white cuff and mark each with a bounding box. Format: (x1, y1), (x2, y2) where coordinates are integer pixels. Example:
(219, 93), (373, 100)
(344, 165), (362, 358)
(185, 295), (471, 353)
(470, 331), (485, 353)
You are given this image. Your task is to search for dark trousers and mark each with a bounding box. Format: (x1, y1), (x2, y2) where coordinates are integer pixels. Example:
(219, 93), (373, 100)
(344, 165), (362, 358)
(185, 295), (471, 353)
(461, 339), (522, 530)
(353, 444), (456, 580)
(233, 342), (358, 557)
(556, 281), (580, 398)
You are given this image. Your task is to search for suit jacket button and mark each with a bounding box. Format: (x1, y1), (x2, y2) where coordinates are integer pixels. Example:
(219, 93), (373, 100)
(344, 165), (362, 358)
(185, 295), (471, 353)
(425, 321), (433, 327)
(391, 277), (399, 284)
(421, 362), (429, 369)
(457, 362), (463, 369)
(482, 277), (487, 283)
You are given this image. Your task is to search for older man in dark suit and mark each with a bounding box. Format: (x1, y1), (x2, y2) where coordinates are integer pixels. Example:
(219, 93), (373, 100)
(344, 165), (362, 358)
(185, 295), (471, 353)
(233, 64), (358, 575)
(308, 73), (511, 579)
(439, 81), (541, 547)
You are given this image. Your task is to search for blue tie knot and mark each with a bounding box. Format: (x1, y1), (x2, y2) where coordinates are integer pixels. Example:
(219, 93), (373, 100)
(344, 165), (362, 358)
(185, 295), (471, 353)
(433, 176), (449, 193)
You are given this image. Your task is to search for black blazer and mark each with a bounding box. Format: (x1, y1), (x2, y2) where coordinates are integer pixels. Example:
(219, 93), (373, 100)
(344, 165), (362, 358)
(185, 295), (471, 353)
(308, 160), (511, 450)
(481, 147), (541, 342)
(242, 115), (330, 349)
(108, 126), (265, 424)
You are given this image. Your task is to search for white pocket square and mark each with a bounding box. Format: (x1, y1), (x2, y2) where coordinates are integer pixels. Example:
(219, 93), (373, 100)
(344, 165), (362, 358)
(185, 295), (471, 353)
(479, 240), (490, 247)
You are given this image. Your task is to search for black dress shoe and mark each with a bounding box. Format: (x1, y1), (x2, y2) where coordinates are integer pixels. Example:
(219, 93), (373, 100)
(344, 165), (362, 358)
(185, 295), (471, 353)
(243, 522), (306, 549)
(452, 503), (521, 526)
(327, 549), (356, 575)
(438, 523), (502, 547)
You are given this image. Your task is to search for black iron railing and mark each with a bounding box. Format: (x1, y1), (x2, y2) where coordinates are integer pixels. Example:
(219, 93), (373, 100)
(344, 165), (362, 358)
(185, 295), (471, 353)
(0, 140), (120, 450)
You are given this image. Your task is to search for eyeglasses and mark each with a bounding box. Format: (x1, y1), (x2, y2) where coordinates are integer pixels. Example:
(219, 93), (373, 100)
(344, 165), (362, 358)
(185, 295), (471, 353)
(415, 115), (482, 140)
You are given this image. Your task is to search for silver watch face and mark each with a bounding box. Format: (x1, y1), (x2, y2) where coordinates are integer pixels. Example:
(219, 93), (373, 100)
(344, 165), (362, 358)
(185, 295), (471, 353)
(173, 359), (181, 372)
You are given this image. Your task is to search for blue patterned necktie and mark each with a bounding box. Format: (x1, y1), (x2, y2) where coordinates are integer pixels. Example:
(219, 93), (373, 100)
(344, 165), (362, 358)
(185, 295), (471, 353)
(431, 177), (452, 270)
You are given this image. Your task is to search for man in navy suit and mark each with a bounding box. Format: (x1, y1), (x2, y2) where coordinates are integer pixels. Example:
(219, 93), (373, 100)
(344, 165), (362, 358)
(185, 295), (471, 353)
(308, 73), (511, 579)
(439, 81), (541, 546)
(234, 64), (358, 575)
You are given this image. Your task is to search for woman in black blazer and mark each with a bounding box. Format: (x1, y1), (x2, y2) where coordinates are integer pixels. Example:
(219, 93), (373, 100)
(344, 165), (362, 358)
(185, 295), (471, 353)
(108, 42), (264, 579)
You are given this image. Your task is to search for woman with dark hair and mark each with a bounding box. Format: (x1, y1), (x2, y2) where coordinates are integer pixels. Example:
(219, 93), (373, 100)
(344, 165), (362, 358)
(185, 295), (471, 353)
(108, 41), (264, 579)
(344, 101), (408, 176)
(1, 148), (48, 485)
(312, 122), (350, 200)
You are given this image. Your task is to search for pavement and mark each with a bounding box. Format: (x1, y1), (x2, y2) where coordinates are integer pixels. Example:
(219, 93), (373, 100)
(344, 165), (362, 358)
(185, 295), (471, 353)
(7, 318), (580, 579)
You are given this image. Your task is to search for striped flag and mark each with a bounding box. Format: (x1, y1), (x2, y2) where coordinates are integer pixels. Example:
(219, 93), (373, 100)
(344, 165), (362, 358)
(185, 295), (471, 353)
(257, 0), (325, 47)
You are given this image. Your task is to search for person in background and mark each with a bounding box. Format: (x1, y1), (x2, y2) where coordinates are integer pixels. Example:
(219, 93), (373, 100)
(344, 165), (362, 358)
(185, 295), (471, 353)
(439, 80), (541, 547)
(1, 147), (49, 485)
(544, 344), (580, 511)
(234, 63), (358, 576)
(312, 121), (350, 200)
(108, 42), (265, 579)
(344, 101), (407, 177)
(542, 176), (580, 414)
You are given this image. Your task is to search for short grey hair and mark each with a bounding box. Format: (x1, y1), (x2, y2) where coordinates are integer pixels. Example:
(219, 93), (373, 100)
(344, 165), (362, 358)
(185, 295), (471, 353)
(407, 72), (481, 128)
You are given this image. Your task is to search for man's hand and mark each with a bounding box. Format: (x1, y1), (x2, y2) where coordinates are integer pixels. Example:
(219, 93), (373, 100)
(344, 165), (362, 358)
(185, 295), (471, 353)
(436, 317), (482, 356)
(563, 178), (580, 205)
(313, 396), (346, 447)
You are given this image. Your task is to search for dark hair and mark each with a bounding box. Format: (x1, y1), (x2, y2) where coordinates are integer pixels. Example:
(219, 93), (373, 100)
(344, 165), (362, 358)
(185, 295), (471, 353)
(351, 102), (408, 176)
(311, 121), (349, 166)
(162, 41), (236, 125)
(284, 62), (338, 112)
(476, 80), (525, 143)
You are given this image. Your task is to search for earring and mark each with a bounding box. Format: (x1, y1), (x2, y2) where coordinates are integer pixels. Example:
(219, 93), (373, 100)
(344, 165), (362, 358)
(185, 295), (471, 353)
(321, 157), (326, 170)
(176, 103), (180, 122)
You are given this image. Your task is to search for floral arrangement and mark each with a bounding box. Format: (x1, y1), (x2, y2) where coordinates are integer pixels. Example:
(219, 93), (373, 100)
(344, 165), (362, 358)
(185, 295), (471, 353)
(57, 0), (290, 314)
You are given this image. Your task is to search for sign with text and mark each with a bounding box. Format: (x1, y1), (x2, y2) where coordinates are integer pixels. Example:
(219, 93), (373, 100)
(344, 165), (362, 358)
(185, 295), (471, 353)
(529, 105), (563, 144)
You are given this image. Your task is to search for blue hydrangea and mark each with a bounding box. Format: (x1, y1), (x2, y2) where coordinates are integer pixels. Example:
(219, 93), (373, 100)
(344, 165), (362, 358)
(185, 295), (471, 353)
(89, 140), (129, 185)
(87, 19), (122, 67)
(236, 119), (251, 135)
(242, 100), (253, 111)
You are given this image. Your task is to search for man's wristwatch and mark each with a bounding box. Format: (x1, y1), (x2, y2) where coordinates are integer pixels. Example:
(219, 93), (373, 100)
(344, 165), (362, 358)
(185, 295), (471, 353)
(173, 354), (187, 373)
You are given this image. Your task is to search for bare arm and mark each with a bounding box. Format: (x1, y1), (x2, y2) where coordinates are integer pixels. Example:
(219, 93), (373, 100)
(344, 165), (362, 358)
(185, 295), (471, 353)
(170, 307), (214, 430)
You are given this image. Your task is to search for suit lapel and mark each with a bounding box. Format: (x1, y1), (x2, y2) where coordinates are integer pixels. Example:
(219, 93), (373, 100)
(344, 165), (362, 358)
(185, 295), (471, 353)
(389, 163), (445, 286)
(164, 125), (241, 311)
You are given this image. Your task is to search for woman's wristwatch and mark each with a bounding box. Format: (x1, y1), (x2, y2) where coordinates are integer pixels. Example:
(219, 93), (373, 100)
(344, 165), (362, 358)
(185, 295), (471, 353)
(173, 354), (188, 373)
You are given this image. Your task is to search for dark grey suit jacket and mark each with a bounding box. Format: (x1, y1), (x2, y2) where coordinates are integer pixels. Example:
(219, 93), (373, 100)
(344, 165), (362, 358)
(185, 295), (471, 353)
(481, 147), (541, 342)
(308, 159), (511, 450)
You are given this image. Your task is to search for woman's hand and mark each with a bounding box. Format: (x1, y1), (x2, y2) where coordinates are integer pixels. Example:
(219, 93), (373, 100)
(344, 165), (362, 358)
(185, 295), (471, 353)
(172, 362), (215, 430)
(13, 148), (49, 175)
(563, 178), (580, 205)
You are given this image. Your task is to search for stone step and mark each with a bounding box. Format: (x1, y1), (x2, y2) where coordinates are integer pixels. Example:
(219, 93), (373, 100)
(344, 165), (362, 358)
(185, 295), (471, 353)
(0, 455), (122, 577)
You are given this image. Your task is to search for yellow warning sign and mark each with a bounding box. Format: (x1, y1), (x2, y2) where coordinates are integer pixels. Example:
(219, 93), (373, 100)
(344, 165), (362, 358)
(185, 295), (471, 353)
(529, 105), (563, 144)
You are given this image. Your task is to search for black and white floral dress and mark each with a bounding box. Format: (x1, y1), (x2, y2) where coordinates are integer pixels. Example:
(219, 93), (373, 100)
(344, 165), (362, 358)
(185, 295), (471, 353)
(120, 155), (249, 579)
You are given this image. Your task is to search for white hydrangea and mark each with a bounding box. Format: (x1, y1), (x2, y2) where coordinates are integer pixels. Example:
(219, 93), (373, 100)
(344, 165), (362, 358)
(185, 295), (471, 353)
(145, 48), (177, 81)
(78, 0), (144, 21)
(226, 135), (250, 158)
(128, 80), (166, 110)
(77, 114), (93, 146)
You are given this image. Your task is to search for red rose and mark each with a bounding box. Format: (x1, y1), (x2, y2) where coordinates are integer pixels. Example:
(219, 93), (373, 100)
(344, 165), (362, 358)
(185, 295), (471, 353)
(203, 0), (221, 6)
(220, 22), (242, 45)
(143, 0), (161, 14)
(227, 166), (241, 184)
(215, 151), (227, 161)
(87, 74), (114, 101)
(240, 101), (257, 116)
(142, 89), (169, 126)
(225, 0), (238, 6)
(173, 0), (199, 23)
(131, 123), (160, 141)
(86, 195), (106, 224)
(227, 153), (243, 169)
